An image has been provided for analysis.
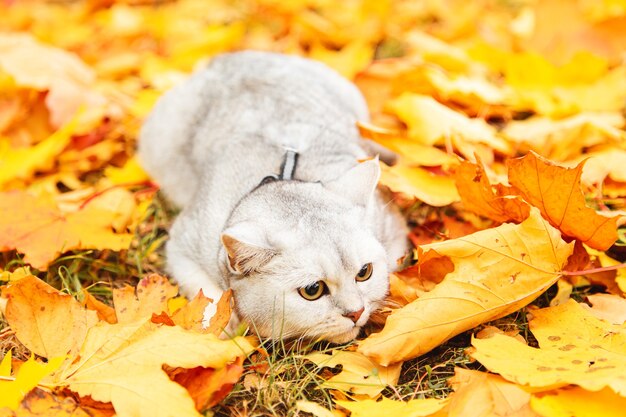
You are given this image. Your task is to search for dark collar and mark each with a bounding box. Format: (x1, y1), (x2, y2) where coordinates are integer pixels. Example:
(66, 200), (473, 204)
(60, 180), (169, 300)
(259, 149), (299, 186)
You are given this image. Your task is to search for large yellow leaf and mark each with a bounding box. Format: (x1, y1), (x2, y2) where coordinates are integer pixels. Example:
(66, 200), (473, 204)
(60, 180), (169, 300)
(507, 151), (619, 250)
(56, 320), (255, 417)
(0, 191), (133, 270)
(0, 355), (65, 410)
(358, 209), (573, 365)
(304, 350), (401, 397)
(2, 276), (98, 358)
(471, 299), (626, 395)
(334, 397), (447, 417)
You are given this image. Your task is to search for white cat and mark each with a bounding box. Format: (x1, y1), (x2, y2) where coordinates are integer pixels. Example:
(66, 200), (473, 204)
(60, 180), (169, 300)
(139, 51), (408, 343)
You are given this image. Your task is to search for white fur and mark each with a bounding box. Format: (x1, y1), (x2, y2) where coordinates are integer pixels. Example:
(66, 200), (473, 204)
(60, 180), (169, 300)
(139, 51), (408, 342)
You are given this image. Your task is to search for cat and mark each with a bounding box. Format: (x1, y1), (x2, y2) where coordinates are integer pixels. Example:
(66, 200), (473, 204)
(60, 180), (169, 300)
(139, 51), (408, 343)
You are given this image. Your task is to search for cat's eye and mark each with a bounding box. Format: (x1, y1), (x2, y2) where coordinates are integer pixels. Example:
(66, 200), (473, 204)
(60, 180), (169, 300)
(355, 263), (373, 282)
(298, 281), (327, 301)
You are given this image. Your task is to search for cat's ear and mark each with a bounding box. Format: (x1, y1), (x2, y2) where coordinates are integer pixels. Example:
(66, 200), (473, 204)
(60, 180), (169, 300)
(325, 157), (380, 207)
(221, 225), (277, 275)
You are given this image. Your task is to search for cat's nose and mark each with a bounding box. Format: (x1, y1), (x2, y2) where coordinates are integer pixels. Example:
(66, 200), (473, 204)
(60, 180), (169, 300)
(343, 307), (365, 324)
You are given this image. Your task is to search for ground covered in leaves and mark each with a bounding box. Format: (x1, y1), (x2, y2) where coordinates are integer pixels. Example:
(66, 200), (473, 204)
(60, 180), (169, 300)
(1, 0), (626, 416)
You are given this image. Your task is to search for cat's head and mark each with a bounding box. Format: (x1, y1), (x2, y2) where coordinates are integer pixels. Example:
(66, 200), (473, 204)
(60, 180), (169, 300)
(220, 159), (390, 343)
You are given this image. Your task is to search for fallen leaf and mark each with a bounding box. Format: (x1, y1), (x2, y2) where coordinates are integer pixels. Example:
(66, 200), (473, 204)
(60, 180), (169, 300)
(507, 151), (619, 250)
(501, 113), (625, 162)
(530, 386), (626, 417)
(295, 400), (338, 417)
(0, 117), (77, 189)
(359, 209), (573, 365)
(0, 355), (65, 409)
(335, 397), (447, 417)
(304, 350), (401, 397)
(0, 388), (93, 417)
(82, 291), (117, 324)
(0, 191), (133, 270)
(447, 368), (538, 417)
(0, 33), (106, 128)
(171, 290), (213, 333)
(173, 356), (244, 411)
(584, 293), (626, 325)
(57, 320), (255, 417)
(471, 299), (626, 394)
(113, 274), (178, 324)
(379, 160), (460, 207)
(386, 93), (510, 156)
(2, 276), (98, 358)
(204, 289), (233, 336)
(454, 158), (530, 224)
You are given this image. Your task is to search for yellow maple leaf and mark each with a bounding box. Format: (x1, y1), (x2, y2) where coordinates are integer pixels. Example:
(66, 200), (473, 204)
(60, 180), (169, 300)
(304, 350), (401, 397)
(471, 299), (626, 394)
(56, 320), (255, 417)
(335, 397), (447, 417)
(358, 209), (574, 365)
(2, 276), (98, 359)
(0, 355), (65, 410)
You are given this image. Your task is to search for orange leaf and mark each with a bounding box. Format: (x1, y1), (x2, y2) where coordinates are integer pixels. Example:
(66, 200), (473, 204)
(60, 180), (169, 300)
(455, 158), (530, 224)
(112, 274), (178, 324)
(172, 356), (244, 411)
(507, 151), (619, 250)
(82, 291), (117, 324)
(2, 275), (98, 358)
(0, 191), (132, 270)
(205, 289), (233, 336)
(171, 290), (213, 333)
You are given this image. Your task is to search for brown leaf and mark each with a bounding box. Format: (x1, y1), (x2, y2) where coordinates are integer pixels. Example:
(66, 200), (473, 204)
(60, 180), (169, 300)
(507, 151), (619, 250)
(2, 275), (98, 358)
(455, 158), (530, 224)
(112, 274), (178, 324)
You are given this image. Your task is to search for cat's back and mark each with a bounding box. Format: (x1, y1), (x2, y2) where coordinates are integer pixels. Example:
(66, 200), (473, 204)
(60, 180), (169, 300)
(139, 51), (368, 207)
